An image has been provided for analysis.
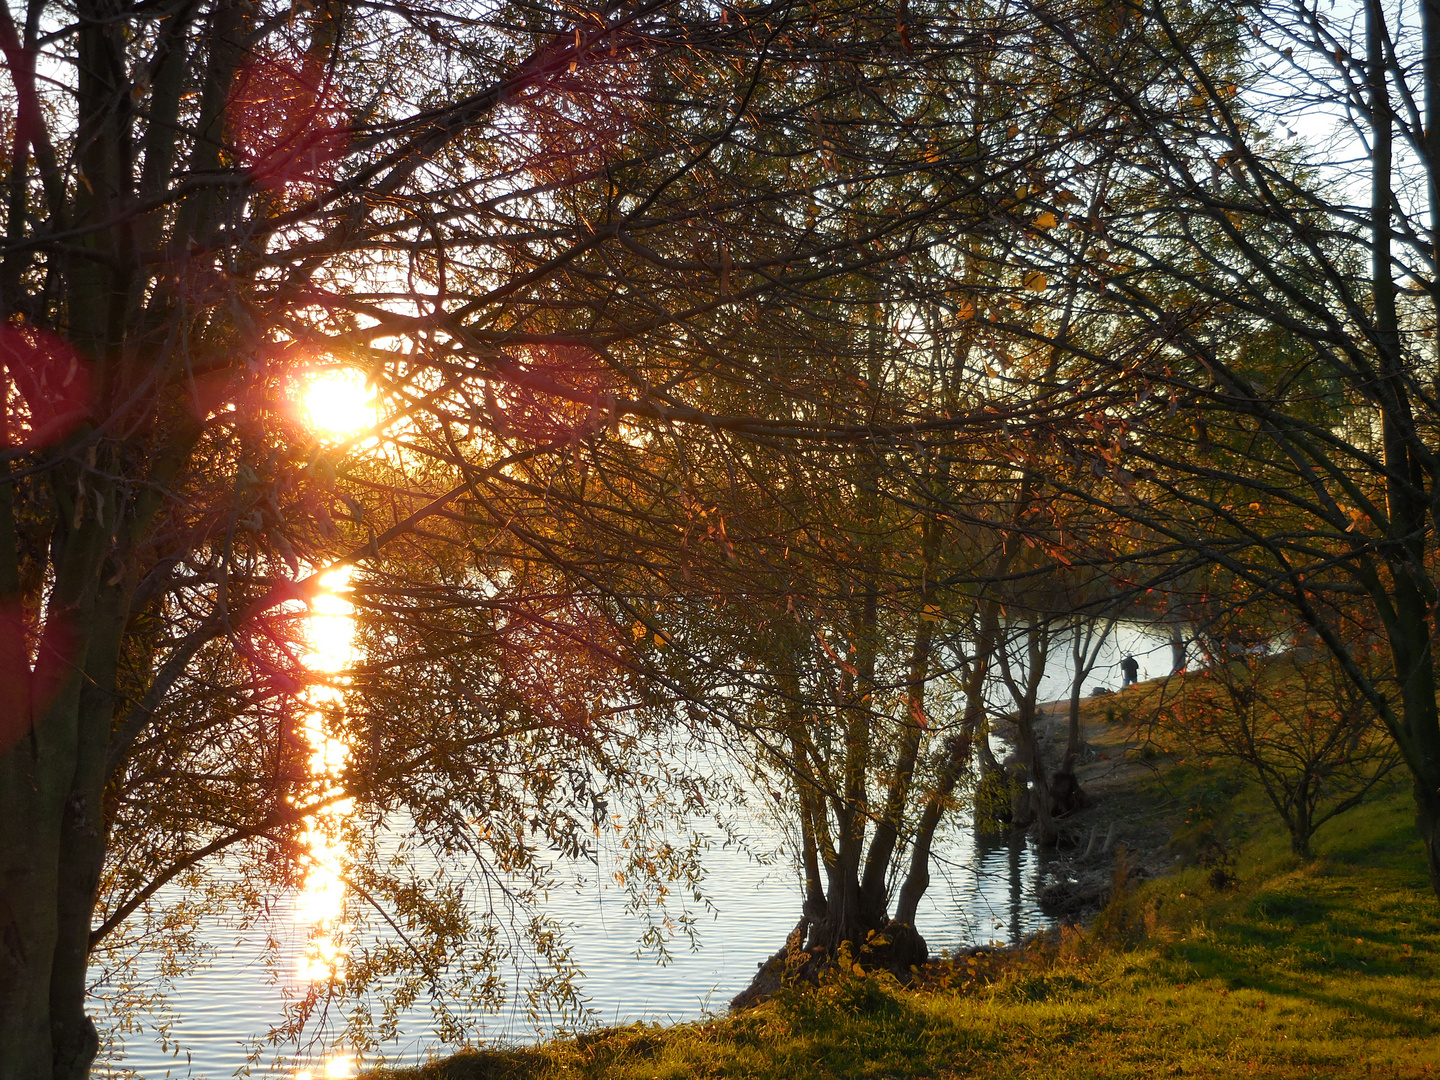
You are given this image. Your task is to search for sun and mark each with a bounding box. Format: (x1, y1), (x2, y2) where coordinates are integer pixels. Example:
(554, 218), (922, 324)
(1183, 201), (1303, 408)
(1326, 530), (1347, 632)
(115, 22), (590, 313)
(301, 368), (376, 438)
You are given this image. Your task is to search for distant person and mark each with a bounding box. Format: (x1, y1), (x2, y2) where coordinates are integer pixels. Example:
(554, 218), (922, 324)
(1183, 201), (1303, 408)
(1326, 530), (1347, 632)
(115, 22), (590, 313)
(1120, 655), (1139, 687)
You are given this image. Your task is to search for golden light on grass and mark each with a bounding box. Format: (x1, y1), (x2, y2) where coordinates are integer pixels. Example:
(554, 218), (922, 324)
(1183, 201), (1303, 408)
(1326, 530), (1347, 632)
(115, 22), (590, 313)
(301, 368), (376, 438)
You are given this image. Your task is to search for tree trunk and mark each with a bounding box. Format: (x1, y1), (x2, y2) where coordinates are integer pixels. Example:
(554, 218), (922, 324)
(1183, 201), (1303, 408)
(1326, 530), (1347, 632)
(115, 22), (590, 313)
(1063, 680), (1083, 774)
(1413, 775), (1440, 899)
(9, 2), (135, 1069)
(0, 528), (124, 1079)
(0, 741), (71, 1079)
(1290, 777), (1312, 860)
(1013, 704), (1058, 847)
(50, 585), (128, 1080)
(1000, 621), (1058, 846)
(859, 613), (933, 917)
(825, 577), (882, 946)
(1368, 0), (1440, 905)
(893, 620), (996, 925)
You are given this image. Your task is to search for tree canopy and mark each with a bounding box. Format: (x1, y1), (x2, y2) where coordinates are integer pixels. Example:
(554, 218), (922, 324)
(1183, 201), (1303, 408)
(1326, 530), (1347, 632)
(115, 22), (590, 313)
(5, 0), (1440, 1073)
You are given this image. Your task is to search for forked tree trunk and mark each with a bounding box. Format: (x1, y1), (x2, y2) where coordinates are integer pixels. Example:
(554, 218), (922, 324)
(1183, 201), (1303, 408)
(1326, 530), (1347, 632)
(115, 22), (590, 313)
(860, 571), (937, 922)
(894, 632), (994, 925)
(819, 577), (881, 951)
(1063, 614), (1114, 772)
(0, 520), (129, 1079)
(998, 621), (1059, 846)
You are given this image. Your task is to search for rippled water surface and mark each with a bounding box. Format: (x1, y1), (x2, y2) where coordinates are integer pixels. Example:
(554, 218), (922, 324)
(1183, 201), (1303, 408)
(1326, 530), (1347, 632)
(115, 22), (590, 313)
(102, 819), (1050, 1078)
(100, 622), (1172, 1078)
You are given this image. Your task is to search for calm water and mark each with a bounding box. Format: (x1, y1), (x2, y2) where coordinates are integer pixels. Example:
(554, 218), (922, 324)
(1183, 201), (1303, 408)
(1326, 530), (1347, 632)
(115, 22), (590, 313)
(98, 621), (1175, 1078)
(99, 816), (1052, 1077)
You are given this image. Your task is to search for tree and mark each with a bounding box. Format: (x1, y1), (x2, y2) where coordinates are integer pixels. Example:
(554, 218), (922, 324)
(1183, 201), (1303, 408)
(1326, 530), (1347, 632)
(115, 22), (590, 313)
(1169, 618), (1401, 858)
(7, 0), (1158, 1068)
(973, 0), (1440, 899)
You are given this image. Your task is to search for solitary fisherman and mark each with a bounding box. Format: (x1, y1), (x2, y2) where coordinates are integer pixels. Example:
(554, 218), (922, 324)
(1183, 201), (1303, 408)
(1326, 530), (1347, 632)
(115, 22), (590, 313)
(1120, 654), (1139, 687)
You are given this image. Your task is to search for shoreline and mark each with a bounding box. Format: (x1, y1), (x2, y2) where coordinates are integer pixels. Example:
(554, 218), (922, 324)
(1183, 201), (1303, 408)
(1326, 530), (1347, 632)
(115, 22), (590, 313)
(992, 680), (1188, 917)
(368, 667), (1440, 1078)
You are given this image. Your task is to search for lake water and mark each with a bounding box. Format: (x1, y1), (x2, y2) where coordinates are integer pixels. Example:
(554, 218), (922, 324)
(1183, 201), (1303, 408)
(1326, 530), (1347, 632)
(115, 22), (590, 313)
(96, 621), (1176, 1078)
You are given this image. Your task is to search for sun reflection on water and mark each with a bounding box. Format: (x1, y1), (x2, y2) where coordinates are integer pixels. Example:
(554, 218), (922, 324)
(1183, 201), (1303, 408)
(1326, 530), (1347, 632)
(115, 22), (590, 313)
(295, 1059), (355, 1080)
(289, 367), (373, 1077)
(293, 565), (359, 1074)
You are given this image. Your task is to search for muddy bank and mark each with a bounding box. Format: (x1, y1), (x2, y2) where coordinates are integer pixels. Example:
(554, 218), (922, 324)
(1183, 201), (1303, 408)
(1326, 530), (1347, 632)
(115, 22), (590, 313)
(991, 679), (1187, 919)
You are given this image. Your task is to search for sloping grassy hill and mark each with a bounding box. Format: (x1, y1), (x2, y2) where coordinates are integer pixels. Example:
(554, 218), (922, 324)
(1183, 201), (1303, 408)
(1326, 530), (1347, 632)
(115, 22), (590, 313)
(371, 673), (1440, 1079)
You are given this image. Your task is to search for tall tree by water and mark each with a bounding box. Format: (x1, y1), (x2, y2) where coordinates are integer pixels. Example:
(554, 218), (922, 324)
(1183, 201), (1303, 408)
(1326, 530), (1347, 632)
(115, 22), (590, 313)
(0, 0), (1139, 1070)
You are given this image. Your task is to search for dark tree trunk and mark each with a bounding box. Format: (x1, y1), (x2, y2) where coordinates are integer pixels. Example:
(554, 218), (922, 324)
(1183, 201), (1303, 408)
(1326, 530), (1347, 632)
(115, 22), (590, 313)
(0, 542), (126, 1079)
(1291, 807), (1312, 859)
(894, 624), (997, 925)
(1000, 622), (1058, 846)
(1013, 705), (1058, 847)
(1367, 0), (1440, 905)
(49, 587), (128, 1080)
(1413, 775), (1440, 899)
(859, 613), (934, 920)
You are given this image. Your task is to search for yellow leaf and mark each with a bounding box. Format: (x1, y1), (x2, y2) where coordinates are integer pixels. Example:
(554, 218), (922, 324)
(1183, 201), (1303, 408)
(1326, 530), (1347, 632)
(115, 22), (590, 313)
(922, 604), (942, 622)
(632, 622), (645, 641)
(654, 633), (666, 648)
(956, 299), (974, 320)
(1006, 124), (1019, 139)
(1032, 211), (1057, 229)
(1023, 270), (1048, 292)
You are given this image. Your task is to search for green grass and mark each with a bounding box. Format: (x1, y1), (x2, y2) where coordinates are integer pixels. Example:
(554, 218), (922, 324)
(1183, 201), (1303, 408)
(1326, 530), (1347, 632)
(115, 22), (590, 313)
(370, 681), (1440, 1080)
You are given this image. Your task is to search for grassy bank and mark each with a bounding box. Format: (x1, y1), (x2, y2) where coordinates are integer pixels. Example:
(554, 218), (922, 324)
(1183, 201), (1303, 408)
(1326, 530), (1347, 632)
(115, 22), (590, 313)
(371, 678), (1440, 1079)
